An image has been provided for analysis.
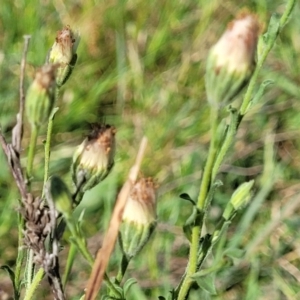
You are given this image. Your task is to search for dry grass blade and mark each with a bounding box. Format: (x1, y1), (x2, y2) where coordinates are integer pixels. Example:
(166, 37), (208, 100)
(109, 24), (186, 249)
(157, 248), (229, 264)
(85, 137), (148, 300)
(0, 131), (27, 200)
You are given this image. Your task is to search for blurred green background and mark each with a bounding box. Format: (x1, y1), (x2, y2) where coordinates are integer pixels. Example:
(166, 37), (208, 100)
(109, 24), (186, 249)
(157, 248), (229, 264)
(0, 0), (300, 299)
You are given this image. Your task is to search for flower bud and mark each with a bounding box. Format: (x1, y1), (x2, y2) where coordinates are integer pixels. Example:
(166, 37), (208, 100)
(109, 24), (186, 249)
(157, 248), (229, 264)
(48, 176), (73, 218)
(205, 12), (259, 107)
(26, 64), (56, 127)
(48, 25), (80, 87)
(72, 124), (116, 197)
(230, 180), (254, 210)
(119, 177), (157, 259)
(223, 180), (254, 220)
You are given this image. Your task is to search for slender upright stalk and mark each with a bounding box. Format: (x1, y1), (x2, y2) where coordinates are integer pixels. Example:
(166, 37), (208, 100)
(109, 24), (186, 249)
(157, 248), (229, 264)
(115, 255), (130, 284)
(25, 125), (39, 295)
(43, 106), (59, 196)
(13, 35), (31, 152)
(62, 243), (77, 287)
(23, 268), (44, 300)
(25, 249), (34, 289)
(197, 107), (219, 210)
(26, 125), (39, 183)
(14, 214), (25, 296)
(177, 107), (219, 300)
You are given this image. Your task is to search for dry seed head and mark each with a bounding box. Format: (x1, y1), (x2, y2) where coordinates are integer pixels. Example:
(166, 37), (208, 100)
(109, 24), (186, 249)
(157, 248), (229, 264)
(119, 177), (157, 259)
(80, 124), (116, 171)
(49, 25), (79, 65)
(48, 25), (80, 86)
(72, 124), (116, 194)
(211, 12), (259, 74)
(205, 12), (260, 107)
(122, 177), (157, 225)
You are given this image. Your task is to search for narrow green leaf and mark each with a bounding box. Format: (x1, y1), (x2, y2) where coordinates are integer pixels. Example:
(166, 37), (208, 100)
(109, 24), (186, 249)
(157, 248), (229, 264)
(251, 80), (274, 106)
(224, 248), (245, 259)
(0, 265), (18, 298)
(204, 180), (223, 211)
(123, 278), (137, 295)
(264, 13), (280, 46)
(0, 265), (15, 283)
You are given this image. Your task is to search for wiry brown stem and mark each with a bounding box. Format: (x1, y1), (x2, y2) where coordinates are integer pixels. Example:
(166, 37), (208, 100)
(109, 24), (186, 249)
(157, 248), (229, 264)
(12, 35), (31, 152)
(0, 131), (27, 201)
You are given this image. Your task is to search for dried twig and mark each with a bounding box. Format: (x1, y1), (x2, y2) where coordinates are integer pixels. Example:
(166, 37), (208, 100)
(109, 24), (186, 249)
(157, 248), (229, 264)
(0, 131), (27, 201)
(85, 137), (148, 300)
(12, 35), (31, 152)
(46, 185), (65, 300)
(0, 36), (31, 202)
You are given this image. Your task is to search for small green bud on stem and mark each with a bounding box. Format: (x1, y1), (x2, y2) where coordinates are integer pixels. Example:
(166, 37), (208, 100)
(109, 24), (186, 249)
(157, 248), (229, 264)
(223, 180), (254, 220)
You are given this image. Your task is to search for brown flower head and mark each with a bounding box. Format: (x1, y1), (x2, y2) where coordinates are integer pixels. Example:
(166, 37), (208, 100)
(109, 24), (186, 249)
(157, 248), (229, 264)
(72, 124), (116, 197)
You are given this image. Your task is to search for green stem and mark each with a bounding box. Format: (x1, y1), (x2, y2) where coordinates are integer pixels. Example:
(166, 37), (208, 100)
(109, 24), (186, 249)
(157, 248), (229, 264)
(42, 107), (59, 197)
(116, 255), (130, 284)
(177, 108), (219, 300)
(66, 217), (94, 264)
(62, 242), (77, 287)
(197, 108), (219, 209)
(14, 214), (24, 296)
(25, 249), (34, 289)
(212, 108), (238, 179)
(26, 125), (39, 183)
(23, 268), (44, 300)
(279, 0), (296, 28)
(239, 52), (268, 116)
